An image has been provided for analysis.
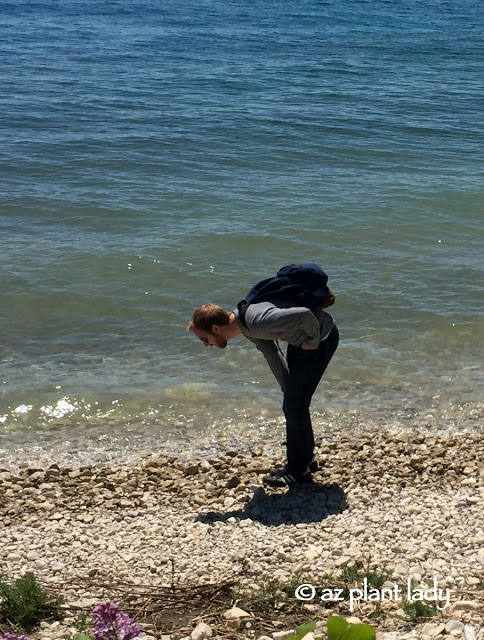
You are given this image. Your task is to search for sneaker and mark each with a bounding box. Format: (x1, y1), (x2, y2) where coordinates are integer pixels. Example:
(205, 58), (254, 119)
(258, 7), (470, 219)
(262, 466), (313, 488)
(269, 457), (318, 476)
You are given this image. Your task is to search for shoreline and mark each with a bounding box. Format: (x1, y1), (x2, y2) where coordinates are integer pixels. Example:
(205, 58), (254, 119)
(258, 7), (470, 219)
(1, 427), (483, 639)
(1, 399), (483, 473)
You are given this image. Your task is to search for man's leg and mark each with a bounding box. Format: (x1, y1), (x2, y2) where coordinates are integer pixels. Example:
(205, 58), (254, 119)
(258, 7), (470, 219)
(283, 327), (339, 478)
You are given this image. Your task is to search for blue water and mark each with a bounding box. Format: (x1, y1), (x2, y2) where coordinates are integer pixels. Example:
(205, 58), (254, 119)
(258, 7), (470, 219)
(1, 0), (483, 458)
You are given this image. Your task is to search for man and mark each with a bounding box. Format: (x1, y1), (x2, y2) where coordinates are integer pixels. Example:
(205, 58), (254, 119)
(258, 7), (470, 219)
(187, 299), (338, 488)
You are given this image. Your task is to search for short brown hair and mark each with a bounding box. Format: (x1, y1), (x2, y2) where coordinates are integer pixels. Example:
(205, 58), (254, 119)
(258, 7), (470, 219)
(187, 304), (230, 333)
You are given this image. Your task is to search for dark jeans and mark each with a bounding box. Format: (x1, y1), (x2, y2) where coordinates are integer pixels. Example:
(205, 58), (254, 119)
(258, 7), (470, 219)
(283, 326), (339, 477)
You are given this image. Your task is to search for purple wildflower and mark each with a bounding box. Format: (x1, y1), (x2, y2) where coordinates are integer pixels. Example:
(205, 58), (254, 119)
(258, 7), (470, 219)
(92, 601), (142, 640)
(1, 634), (29, 640)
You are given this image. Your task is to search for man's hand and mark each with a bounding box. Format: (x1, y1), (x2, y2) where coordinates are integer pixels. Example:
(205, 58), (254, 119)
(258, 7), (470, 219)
(300, 342), (317, 350)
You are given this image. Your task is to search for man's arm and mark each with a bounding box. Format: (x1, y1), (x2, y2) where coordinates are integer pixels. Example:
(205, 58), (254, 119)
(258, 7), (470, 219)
(251, 339), (289, 393)
(247, 304), (321, 348)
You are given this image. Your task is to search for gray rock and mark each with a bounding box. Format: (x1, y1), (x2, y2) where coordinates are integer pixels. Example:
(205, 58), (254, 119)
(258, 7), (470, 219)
(446, 621), (465, 635)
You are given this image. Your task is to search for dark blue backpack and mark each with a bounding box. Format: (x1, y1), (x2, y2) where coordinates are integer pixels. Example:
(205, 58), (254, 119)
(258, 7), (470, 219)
(237, 263), (333, 328)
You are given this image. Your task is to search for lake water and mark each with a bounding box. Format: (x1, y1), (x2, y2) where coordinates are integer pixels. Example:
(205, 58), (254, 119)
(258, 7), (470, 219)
(1, 0), (483, 464)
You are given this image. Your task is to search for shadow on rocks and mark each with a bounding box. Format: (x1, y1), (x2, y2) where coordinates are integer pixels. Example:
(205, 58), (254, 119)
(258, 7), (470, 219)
(195, 482), (347, 526)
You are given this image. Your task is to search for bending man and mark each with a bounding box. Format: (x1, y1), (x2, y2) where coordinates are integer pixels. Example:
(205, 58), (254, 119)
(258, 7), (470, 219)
(187, 299), (338, 488)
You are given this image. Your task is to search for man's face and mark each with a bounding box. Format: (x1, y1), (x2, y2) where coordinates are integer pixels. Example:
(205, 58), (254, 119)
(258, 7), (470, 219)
(193, 327), (227, 349)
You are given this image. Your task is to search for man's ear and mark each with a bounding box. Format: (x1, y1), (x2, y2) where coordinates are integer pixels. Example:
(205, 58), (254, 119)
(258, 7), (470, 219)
(211, 325), (222, 335)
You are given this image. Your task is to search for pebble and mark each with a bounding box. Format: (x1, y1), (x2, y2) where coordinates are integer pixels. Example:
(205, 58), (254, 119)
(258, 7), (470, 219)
(466, 578), (480, 586)
(223, 606), (251, 620)
(299, 633), (315, 640)
(445, 621), (465, 635)
(421, 627), (440, 638)
(334, 556), (351, 567)
(191, 622), (213, 640)
(0, 430), (482, 639)
(451, 602), (481, 613)
(273, 631), (296, 640)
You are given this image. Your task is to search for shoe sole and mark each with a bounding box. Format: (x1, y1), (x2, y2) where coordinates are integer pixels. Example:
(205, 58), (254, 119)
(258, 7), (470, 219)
(268, 459), (319, 476)
(262, 474), (313, 488)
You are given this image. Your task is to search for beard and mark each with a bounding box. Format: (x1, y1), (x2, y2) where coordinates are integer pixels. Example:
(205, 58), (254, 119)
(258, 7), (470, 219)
(215, 335), (227, 349)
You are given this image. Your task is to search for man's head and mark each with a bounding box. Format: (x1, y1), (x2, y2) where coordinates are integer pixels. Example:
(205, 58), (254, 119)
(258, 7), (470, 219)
(187, 304), (231, 349)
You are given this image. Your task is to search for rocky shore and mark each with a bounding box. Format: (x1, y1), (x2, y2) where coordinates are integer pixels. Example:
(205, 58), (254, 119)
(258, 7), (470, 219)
(1, 428), (483, 640)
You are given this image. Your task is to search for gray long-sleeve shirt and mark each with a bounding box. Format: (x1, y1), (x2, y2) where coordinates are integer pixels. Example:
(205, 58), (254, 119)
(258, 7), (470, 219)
(233, 301), (335, 392)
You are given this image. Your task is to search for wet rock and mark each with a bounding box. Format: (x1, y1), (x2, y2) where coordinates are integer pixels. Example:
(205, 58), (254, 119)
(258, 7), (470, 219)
(226, 475), (241, 489)
(185, 464), (200, 476)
